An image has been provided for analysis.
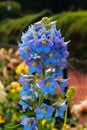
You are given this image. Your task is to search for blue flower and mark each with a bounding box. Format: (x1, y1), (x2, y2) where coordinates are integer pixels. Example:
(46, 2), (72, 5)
(19, 76), (38, 111)
(21, 30), (34, 41)
(18, 46), (30, 60)
(55, 66), (63, 77)
(42, 51), (61, 66)
(18, 40), (36, 60)
(21, 116), (37, 130)
(19, 74), (31, 90)
(26, 59), (42, 74)
(60, 58), (67, 69)
(33, 24), (44, 32)
(31, 34), (54, 54)
(19, 100), (32, 111)
(38, 77), (58, 95)
(55, 30), (62, 38)
(19, 87), (30, 96)
(35, 103), (54, 120)
(55, 102), (66, 118)
(53, 34), (61, 46)
(19, 87), (38, 111)
(26, 26), (37, 39)
(57, 79), (69, 93)
(19, 87), (32, 111)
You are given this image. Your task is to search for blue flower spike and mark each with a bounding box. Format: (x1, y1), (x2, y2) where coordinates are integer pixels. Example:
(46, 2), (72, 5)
(18, 17), (70, 129)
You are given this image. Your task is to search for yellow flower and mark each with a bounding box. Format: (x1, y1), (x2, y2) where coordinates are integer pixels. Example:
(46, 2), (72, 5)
(41, 119), (47, 126)
(10, 81), (21, 93)
(0, 116), (5, 124)
(12, 114), (18, 122)
(16, 62), (28, 74)
(0, 48), (7, 54)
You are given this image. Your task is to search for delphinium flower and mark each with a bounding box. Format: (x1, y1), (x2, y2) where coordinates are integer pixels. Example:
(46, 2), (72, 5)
(30, 34), (54, 54)
(18, 17), (70, 130)
(21, 116), (37, 130)
(19, 74), (38, 111)
(57, 79), (69, 93)
(35, 103), (54, 120)
(26, 59), (42, 74)
(38, 77), (58, 95)
(42, 51), (61, 66)
(55, 102), (66, 118)
(55, 65), (63, 77)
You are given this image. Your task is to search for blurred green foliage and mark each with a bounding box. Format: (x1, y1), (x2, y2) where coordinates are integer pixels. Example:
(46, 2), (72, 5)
(0, 1), (22, 21)
(51, 11), (87, 59)
(0, 9), (52, 44)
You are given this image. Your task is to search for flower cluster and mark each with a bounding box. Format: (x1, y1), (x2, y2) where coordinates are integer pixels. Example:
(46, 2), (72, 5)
(18, 17), (69, 130)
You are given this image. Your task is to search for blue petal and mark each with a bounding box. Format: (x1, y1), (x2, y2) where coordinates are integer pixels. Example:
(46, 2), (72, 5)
(59, 103), (66, 112)
(18, 47), (29, 60)
(49, 87), (56, 94)
(43, 59), (49, 66)
(60, 87), (65, 93)
(49, 58), (57, 66)
(20, 89), (30, 96)
(40, 86), (48, 94)
(36, 113), (44, 120)
(36, 67), (42, 74)
(51, 81), (58, 87)
(19, 100), (28, 111)
(43, 47), (50, 54)
(24, 125), (30, 130)
(36, 47), (43, 53)
(44, 112), (52, 119)
(28, 66), (36, 74)
(56, 111), (64, 118)
(56, 69), (63, 77)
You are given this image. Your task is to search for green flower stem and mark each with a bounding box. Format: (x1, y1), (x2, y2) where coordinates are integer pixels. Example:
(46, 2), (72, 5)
(42, 67), (45, 80)
(38, 90), (44, 106)
(38, 67), (45, 106)
(63, 103), (68, 130)
(5, 123), (21, 129)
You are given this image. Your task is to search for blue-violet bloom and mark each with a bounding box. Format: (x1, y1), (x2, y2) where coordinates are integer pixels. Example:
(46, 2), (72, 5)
(26, 59), (42, 74)
(35, 103), (54, 120)
(55, 102), (66, 118)
(38, 77), (58, 95)
(21, 116), (36, 130)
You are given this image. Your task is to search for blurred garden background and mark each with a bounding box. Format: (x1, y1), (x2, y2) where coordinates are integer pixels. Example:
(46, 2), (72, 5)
(0, 0), (87, 129)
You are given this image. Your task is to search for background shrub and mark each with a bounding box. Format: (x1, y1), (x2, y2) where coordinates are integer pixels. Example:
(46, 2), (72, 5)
(0, 1), (22, 21)
(0, 9), (52, 44)
(51, 11), (87, 59)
